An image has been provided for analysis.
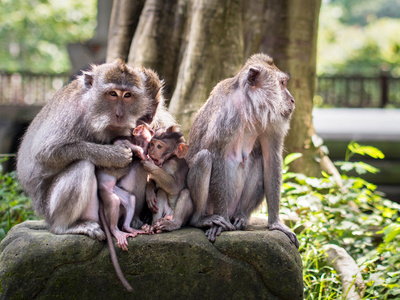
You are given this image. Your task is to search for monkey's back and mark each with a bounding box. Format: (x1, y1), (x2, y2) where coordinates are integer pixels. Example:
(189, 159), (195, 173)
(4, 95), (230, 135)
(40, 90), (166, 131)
(186, 77), (242, 166)
(16, 80), (87, 215)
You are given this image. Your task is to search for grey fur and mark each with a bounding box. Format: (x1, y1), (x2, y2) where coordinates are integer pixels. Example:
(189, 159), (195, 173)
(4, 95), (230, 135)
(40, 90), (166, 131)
(17, 60), (175, 240)
(186, 53), (299, 247)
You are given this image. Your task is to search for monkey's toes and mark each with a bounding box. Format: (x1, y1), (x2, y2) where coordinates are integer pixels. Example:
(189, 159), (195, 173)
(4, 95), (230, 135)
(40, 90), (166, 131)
(268, 222), (299, 248)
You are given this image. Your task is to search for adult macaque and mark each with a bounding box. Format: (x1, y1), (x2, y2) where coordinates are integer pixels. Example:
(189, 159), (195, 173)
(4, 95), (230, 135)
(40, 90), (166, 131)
(16, 59), (175, 240)
(141, 126), (192, 234)
(96, 124), (153, 251)
(186, 53), (299, 248)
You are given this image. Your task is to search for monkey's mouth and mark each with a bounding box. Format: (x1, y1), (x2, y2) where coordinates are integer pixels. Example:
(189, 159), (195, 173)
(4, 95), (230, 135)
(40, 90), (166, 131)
(151, 158), (161, 166)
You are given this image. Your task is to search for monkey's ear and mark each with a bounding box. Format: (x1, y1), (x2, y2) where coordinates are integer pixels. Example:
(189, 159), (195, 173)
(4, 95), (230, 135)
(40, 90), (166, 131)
(247, 68), (260, 87)
(132, 125), (144, 135)
(83, 72), (94, 88)
(176, 143), (189, 159)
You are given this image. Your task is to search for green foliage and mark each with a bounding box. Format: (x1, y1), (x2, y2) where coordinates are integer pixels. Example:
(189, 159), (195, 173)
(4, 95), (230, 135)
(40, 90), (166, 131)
(0, 159), (37, 240)
(280, 143), (400, 299)
(0, 0), (96, 73)
(318, 0), (400, 76)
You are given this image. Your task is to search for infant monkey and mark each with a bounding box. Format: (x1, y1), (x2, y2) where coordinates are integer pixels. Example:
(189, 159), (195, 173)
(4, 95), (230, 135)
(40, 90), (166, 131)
(97, 123), (153, 250)
(141, 126), (193, 234)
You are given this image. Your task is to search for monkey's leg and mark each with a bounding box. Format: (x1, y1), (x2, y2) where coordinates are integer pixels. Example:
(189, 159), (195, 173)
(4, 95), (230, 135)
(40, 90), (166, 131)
(187, 150), (211, 227)
(260, 136), (300, 248)
(107, 193), (138, 251)
(48, 160), (105, 240)
(155, 189), (193, 232)
(152, 189), (168, 225)
(187, 150), (232, 230)
(114, 186), (146, 236)
(232, 156), (264, 230)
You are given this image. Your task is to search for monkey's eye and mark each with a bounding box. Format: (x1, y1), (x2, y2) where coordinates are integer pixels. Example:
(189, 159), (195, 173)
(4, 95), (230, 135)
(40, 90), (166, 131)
(109, 91), (117, 97)
(157, 144), (163, 149)
(124, 92), (131, 98)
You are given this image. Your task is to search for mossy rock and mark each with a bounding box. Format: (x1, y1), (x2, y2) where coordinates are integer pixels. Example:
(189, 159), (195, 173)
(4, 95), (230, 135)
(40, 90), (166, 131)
(0, 220), (302, 300)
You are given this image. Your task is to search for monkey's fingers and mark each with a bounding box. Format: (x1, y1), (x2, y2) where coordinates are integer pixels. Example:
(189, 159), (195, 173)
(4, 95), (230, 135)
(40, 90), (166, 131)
(211, 218), (235, 231)
(117, 239), (129, 252)
(232, 217), (247, 230)
(147, 200), (158, 214)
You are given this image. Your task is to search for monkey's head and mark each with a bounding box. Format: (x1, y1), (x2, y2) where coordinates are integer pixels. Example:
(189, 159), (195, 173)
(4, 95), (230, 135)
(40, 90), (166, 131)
(148, 126), (188, 166)
(241, 53), (295, 126)
(132, 123), (154, 150)
(79, 59), (159, 142)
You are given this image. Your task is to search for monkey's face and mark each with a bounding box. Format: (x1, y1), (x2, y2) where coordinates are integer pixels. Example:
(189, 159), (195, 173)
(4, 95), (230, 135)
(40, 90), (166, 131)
(148, 139), (173, 166)
(278, 73), (295, 118)
(242, 54), (295, 126)
(83, 61), (151, 140)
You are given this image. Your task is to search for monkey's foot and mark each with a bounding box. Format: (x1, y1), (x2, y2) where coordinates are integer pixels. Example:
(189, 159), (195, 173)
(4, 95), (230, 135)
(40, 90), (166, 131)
(164, 214), (173, 220)
(232, 215), (248, 230)
(154, 218), (181, 233)
(268, 221), (299, 249)
(113, 230), (137, 251)
(205, 225), (224, 243)
(200, 215), (236, 231)
(141, 224), (155, 235)
(64, 221), (106, 241)
(123, 226), (147, 235)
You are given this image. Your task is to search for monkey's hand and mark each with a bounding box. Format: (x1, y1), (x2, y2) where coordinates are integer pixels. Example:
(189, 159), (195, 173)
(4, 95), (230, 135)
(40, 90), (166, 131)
(141, 224), (155, 235)
(268, 221), (299, 249)
(109, 144), (133, 168)
(141, 159), (159, 173)
(146, 189), (158, 214)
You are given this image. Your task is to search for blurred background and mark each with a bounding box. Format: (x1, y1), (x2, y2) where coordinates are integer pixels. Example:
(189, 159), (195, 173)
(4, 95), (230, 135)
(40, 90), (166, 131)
(0, 0), (399, 201)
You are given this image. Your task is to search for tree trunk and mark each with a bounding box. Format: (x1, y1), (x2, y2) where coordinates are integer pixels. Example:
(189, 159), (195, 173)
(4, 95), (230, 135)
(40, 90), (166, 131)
(106, 0), (325, 176)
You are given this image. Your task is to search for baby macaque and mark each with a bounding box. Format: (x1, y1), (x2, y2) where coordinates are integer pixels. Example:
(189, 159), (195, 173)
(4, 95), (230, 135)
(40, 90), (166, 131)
(140, 126), (192, 234)
(97, 123), (153, 250)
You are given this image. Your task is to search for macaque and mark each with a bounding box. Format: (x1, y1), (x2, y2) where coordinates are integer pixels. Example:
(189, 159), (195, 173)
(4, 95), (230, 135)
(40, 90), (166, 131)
(186, 53), (299, 248)
(140, 126), (192, 234)
(96, 124), (153, 251)
(16, 59), (175, 241)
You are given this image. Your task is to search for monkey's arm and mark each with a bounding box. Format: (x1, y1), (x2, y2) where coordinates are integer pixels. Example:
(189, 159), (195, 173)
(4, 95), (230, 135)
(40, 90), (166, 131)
(36, 141), (132, 170)
(141, 159), (183, 196)
(259, 134), (299, 248)
(114, 139), (147, 160)
(146, 179), (158, 213)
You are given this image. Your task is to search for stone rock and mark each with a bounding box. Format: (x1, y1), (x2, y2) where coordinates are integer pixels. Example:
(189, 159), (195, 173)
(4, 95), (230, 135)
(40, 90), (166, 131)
(0, 220), (303, 300)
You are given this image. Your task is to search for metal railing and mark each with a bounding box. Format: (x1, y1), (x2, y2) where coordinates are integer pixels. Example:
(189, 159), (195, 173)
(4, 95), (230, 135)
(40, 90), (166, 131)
(0, 72), (70, 106)
(316, 73), (400, 108)
(1, 72), (399, 108)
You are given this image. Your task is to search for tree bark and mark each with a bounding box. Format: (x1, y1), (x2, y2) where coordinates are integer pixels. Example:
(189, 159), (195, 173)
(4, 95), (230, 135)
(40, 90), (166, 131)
(107, 0), (145, 63)
(106, 0), (324, 176)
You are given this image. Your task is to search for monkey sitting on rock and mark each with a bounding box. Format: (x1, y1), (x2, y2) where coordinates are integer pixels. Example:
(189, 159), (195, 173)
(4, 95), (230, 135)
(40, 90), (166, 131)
(16, 59), (175, 240)
(185, 53), (299, 247)
(140, 126), (192, 234)
(96, 123), (154, 251)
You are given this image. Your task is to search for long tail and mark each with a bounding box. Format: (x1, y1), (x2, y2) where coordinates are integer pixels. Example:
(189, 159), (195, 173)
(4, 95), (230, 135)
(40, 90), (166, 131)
(99, 203), (134, 292)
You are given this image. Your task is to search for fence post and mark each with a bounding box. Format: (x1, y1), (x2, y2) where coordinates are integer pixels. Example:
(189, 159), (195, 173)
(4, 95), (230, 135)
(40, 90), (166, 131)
(380, 71), (389, 108)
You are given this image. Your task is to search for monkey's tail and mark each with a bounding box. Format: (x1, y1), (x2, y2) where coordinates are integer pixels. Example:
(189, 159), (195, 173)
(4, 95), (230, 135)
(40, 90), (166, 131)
(99, 203), (134, 292)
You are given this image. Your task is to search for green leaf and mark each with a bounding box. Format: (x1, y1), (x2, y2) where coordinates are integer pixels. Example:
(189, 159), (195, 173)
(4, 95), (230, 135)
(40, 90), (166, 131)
(348, 142), (385, 159)
(284, 153), (302, 166)
(382, 223), (400, 243)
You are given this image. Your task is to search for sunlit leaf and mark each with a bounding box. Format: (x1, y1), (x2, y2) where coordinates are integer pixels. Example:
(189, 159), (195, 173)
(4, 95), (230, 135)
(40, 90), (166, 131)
(284, 153), (302, 166)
